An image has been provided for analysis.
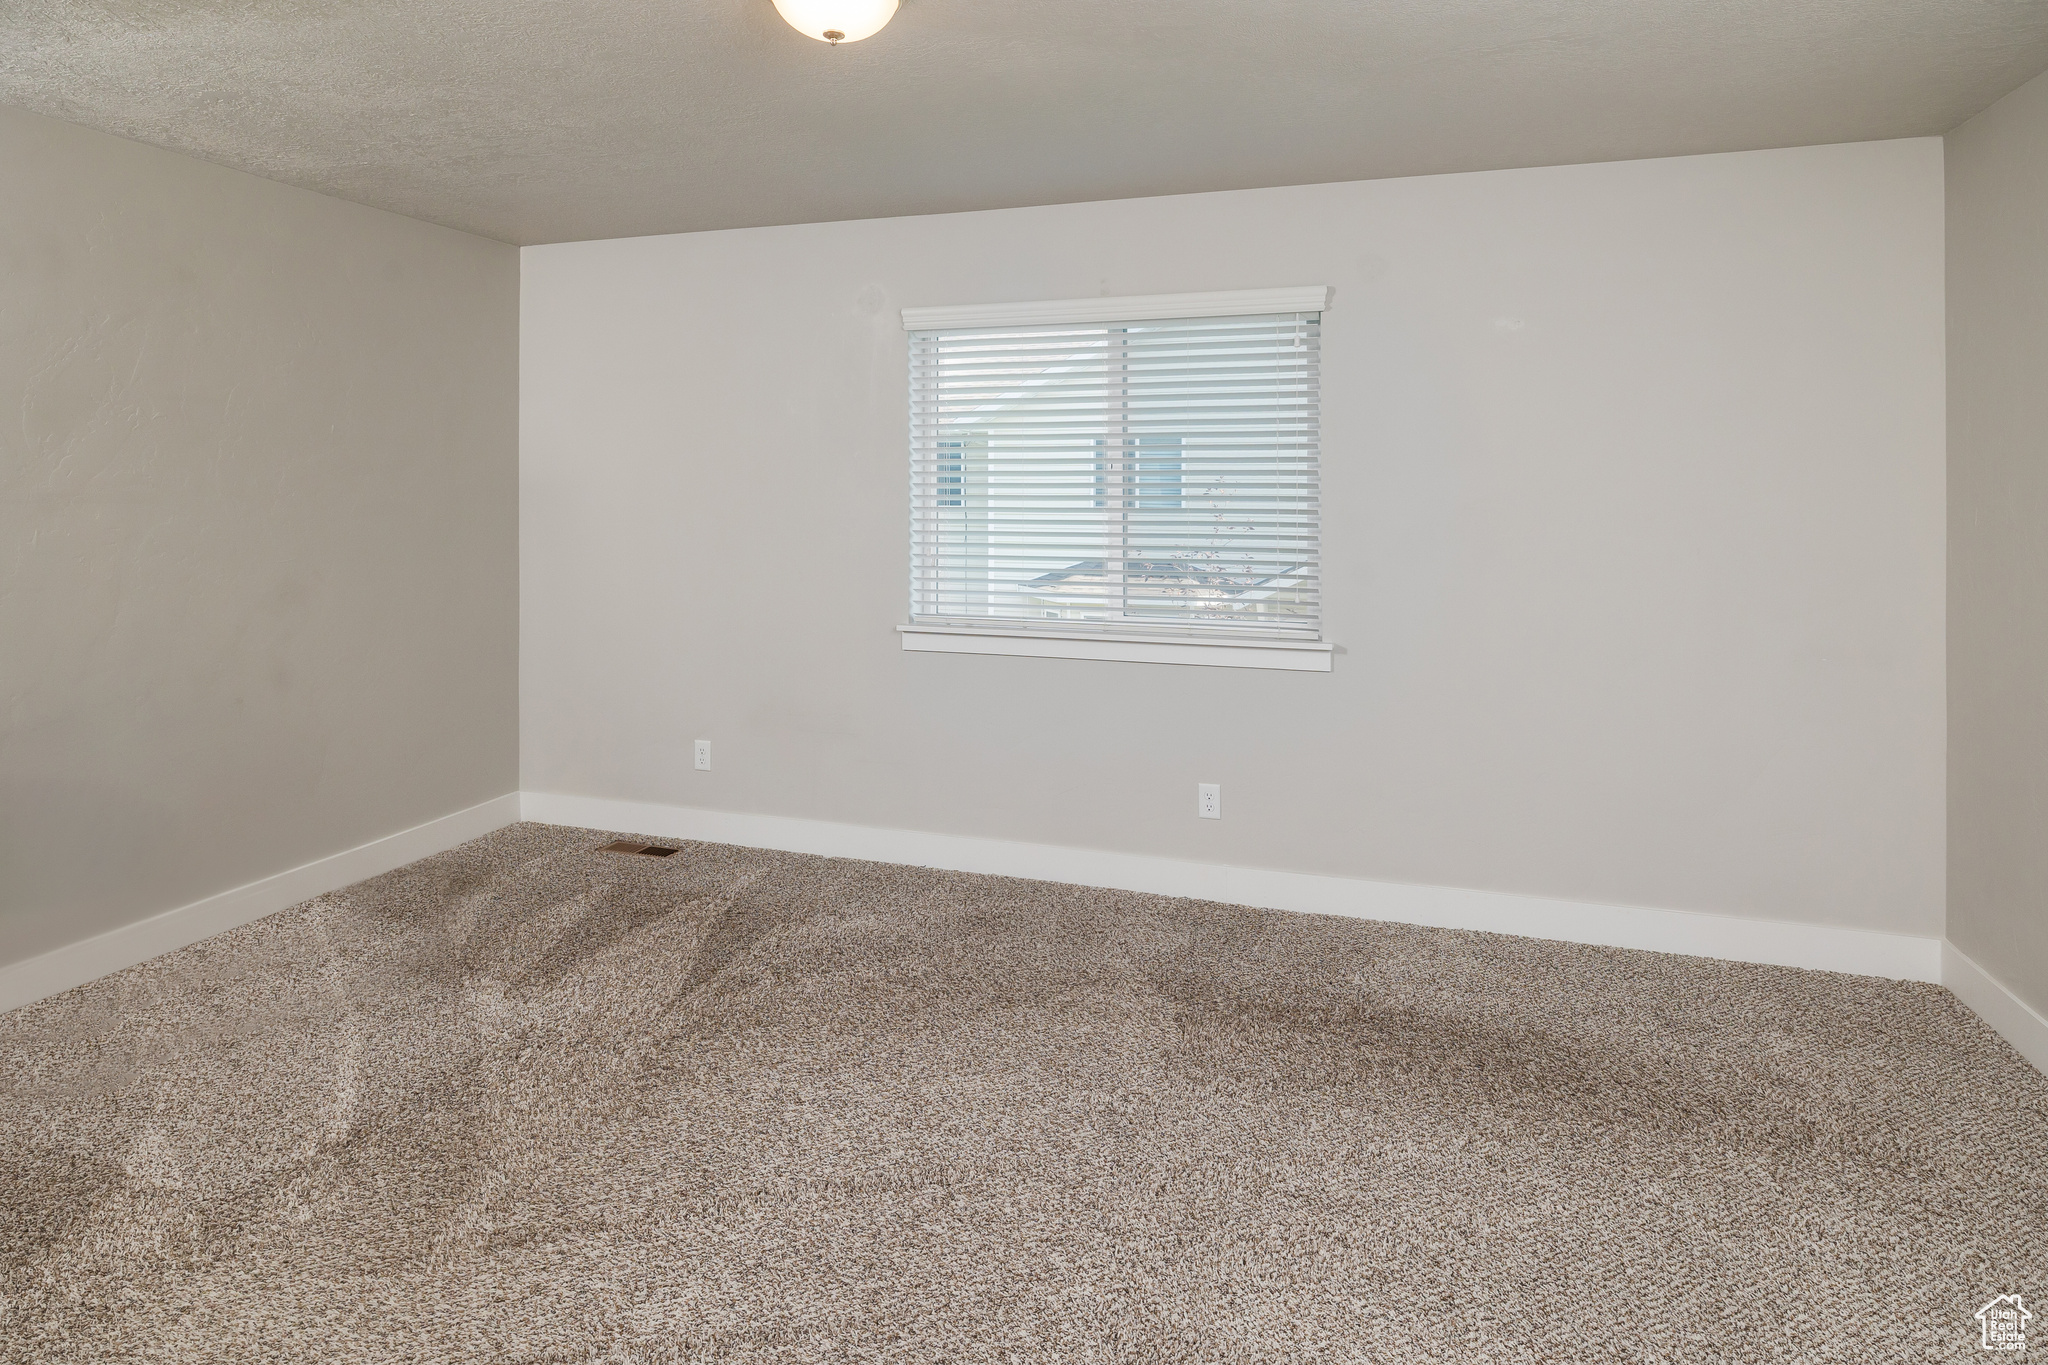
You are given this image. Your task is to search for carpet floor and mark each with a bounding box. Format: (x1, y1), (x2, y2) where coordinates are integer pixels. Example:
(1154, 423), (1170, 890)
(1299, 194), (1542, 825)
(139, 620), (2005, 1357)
(2, 822), (2044, 1363)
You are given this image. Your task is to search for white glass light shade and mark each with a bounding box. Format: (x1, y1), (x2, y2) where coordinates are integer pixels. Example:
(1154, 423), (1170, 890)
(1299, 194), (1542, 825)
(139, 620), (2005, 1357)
(771, 0), (898, 44)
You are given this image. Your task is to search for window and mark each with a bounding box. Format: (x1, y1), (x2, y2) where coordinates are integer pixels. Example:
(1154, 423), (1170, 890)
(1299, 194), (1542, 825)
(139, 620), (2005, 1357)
(901, 287), (1331, 671)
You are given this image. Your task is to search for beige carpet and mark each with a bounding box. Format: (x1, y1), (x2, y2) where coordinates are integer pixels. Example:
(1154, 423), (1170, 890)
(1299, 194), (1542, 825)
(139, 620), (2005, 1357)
(2, 822), (2044, 1363)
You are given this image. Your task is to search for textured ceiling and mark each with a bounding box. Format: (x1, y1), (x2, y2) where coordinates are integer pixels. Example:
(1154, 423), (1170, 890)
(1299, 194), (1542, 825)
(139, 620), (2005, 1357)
(5, 0), (2048, 245)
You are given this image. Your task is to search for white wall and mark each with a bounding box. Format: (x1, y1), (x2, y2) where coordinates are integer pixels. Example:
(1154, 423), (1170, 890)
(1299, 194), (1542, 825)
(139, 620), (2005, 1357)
(522, 139), (1946, 937)
(1949, 68), (2048, 1016)
(1, 106), (519, 970)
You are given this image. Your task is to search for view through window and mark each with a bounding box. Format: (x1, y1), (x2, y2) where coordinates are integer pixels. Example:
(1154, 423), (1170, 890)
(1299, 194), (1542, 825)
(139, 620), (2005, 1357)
(909, 307), (1322, 642)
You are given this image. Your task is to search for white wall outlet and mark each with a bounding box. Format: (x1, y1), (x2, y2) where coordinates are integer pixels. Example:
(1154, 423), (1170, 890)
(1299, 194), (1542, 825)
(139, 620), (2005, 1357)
(1198, 783), (1221, 820)
(693, 739), (711, 771)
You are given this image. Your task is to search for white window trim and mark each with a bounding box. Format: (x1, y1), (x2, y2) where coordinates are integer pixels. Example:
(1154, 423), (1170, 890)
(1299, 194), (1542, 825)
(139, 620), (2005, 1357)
(900, 285), (1331, 333)
(902, 285), (1332, 671)
(898, 624), (1334, 671)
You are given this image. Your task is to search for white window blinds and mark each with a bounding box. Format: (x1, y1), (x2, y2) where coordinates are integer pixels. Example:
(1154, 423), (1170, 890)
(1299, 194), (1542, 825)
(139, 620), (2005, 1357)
(907, 289), (1324, 646)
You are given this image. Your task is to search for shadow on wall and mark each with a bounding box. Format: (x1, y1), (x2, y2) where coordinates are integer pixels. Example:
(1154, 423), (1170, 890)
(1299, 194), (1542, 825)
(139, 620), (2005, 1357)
(0, 777), (193, 967)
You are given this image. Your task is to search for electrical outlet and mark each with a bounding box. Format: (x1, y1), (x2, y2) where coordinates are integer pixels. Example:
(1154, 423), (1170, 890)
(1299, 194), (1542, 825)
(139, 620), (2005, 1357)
(694, 739), (712, 771)
(1198, 783), (1221, 820)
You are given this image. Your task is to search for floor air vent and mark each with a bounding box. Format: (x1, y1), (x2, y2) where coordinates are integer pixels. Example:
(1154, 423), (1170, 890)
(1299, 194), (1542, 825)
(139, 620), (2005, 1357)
(598, 840), (679, 858)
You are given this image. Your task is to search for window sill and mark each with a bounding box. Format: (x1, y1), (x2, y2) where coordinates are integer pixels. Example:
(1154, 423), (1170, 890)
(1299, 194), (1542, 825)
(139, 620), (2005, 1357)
(898, 625), (1333, 671)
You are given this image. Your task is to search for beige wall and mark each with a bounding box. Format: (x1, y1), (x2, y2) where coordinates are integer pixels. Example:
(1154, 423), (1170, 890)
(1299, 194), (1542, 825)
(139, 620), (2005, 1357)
(522, 139), (1947, 936)
(1949, 69), (2048, 1012)
(0, 107), (519, 967)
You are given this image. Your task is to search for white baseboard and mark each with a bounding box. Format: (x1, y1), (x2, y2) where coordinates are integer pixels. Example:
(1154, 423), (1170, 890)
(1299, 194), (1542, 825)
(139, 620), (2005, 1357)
(20, 789), (2036, 1071)
(520, 792), (1943, 982)
(0, 793), (523, 1015)
(1942, 941), (2048, 1074)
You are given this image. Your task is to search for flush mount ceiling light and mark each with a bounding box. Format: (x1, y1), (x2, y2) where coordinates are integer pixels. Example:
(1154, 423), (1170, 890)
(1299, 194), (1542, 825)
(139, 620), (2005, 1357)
(772, 0), (898, 44)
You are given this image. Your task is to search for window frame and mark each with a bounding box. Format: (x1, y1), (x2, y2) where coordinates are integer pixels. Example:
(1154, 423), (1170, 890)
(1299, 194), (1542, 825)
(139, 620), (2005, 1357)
(899, 286), (1334, 671)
